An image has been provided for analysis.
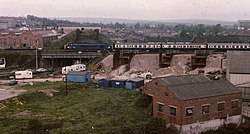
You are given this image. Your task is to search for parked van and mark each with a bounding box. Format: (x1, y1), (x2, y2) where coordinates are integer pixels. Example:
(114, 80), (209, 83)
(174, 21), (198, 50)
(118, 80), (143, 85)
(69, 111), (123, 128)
(15, 70), (33, 79)
(62, 64), (86, 74)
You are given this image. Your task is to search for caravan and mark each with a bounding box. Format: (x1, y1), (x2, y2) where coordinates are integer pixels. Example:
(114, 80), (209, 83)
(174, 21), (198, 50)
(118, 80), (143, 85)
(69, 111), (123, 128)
(15, 70), (33, 79)
(62, 64), (86, 74)
(0, 58), (6, 69)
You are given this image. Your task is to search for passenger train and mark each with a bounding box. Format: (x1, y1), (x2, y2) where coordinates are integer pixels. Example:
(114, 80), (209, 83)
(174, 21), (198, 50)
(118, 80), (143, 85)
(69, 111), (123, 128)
(65, 42), (250, 51)
(114, 43), (250, 51)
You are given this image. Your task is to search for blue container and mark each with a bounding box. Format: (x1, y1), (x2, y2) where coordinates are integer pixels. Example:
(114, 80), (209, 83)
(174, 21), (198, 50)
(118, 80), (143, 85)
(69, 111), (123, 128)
(111, 79), (126, 88)
(66, 71), (91, 83)
(125, 79), (144, 89)
(98, 78), (111, 88)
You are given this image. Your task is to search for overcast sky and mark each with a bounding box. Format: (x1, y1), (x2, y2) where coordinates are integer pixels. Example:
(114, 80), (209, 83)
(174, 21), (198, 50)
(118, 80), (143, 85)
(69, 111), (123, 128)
(0, 0), (249, 21)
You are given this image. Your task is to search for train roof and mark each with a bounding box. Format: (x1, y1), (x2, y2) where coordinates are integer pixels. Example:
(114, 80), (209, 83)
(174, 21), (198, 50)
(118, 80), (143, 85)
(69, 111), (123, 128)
(69, 43), (110, 46)
(207, 43), (249, 45)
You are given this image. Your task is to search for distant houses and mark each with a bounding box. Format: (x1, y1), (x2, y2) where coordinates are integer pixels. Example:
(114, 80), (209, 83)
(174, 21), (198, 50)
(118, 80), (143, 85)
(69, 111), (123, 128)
(143, 74), (242, 133)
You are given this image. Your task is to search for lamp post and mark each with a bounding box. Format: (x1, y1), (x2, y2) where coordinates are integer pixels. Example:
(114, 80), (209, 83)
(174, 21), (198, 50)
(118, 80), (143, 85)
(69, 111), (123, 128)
(36, 46), (38, 70)
(78, 51), (82, 64)
(35, 41), (42, 70)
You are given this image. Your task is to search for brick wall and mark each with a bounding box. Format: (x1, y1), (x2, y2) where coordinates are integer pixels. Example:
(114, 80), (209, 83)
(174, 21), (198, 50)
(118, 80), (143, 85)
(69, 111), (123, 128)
(0, 31), (43, 49)
(143, 79), (242, 125)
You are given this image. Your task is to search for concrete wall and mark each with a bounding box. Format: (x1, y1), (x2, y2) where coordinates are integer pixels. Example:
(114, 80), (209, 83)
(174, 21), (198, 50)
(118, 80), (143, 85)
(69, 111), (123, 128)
(177, 115), (242, 134)
(228, 74), (250, 85)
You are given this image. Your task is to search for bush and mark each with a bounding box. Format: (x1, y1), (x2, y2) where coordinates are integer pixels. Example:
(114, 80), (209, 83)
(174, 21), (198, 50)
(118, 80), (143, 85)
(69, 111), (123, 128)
(135, 94), (152, 108)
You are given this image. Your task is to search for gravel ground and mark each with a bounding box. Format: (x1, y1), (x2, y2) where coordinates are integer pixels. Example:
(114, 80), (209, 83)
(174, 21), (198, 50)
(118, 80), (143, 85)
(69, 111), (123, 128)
(0, 86), (25, 100)
(0, 77), (63, 100)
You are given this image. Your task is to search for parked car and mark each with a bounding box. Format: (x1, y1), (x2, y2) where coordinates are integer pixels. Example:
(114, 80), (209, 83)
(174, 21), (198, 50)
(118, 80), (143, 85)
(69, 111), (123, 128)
(7, 80), (18, 86)
(36, 68), (47, 72)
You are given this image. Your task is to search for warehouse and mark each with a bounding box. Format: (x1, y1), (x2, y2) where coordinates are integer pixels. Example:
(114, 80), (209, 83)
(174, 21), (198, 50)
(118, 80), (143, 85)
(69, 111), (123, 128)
(143, 74), (242, 133)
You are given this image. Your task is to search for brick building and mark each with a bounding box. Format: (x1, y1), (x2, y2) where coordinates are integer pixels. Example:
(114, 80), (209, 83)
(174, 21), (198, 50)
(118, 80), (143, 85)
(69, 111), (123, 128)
(0, 29), (61, 49)
(143, 75), (242, 133)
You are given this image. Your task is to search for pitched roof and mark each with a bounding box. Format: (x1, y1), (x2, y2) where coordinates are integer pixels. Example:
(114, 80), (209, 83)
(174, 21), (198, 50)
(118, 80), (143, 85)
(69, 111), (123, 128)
(158, 75), (241, 100)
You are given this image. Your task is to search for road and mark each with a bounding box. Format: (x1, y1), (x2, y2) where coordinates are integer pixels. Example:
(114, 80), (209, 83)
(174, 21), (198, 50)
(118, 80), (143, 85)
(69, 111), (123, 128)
(0, 77), (63, 101)
(0, 77), (63, 85)
(0, 88), (25, 101)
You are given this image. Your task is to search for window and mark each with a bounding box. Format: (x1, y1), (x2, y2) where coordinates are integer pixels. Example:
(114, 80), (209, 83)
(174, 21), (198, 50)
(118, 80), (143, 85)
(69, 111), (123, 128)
(169, 106), (176, 116)
(186, 107), (193, 116)
(202, 105), (209, 114)
(218, 102), (225, 111)
(157, 102), (164, 112)
(232, 100), (238, 109)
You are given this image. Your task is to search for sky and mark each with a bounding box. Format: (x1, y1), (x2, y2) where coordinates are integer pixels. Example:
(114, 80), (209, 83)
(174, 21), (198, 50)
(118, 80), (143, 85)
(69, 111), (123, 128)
(0, 0), (250, 21)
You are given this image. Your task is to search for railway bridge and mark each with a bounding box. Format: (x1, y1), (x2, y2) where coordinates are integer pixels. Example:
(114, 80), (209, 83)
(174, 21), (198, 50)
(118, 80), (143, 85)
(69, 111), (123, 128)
(41, 50), (103, 68)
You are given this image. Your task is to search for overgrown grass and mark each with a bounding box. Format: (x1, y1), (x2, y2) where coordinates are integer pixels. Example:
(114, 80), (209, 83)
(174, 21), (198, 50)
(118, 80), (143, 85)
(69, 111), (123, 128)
(0, 82), (169, 134)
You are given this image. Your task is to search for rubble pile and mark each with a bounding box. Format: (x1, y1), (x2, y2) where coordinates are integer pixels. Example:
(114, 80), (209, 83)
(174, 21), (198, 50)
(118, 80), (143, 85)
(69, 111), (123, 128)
(170, 54), (193, 73)
(130, 54), (159, 73)
(154, 54), (192, 77)
(40, 89), (59, 97)
(94, 52), (228, 81)
(100, 55), (113, 73)
(206, 54), (227, 69)
(189, 54), (227, 75)
(109, 64), (128, 77)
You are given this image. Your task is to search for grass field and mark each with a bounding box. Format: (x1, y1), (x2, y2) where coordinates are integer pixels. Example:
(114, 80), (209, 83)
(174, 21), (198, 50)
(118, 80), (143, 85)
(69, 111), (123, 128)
(0, 82), (171, 134)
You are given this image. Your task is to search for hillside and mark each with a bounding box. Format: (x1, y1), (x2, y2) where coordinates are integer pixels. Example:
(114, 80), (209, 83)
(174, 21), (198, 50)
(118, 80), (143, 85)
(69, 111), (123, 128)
(0, 82), (176, 134)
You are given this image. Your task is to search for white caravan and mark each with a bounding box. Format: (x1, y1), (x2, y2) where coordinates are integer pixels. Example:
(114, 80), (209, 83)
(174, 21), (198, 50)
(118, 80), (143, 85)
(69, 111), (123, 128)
(62, 64), (86, 74)
(15, 70), (33, 79)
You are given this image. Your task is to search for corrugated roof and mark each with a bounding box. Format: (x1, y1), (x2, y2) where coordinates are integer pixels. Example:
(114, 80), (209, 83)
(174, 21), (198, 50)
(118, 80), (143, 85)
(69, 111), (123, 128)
(158, 75), (241, 100)
(228, 51), (250, 74)
(159, 75), (210, 86)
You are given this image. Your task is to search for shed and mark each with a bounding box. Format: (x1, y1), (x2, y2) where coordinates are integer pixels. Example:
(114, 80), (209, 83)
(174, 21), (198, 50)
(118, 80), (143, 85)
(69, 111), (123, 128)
(111, 79), (126, 88)
(125, 79), (144, 89)
(98, 78), (111, 88)
(66, 71), (91, 83)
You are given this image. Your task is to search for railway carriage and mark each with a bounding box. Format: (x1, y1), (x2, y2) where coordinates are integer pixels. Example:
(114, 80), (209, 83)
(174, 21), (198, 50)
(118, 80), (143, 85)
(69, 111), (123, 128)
(114, 43), (161, 50)
(207, 43), (250, 50)
(162, 43), (206, 50)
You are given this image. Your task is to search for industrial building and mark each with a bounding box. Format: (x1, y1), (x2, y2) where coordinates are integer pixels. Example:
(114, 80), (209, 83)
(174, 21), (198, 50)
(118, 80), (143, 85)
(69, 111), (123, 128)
(143, 74), (242, 133)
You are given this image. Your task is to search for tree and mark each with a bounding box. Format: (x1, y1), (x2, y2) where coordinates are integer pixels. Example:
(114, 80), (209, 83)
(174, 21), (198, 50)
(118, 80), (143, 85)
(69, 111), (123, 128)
(212, 24), (223, 35)
(134, 23), (140, 29)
